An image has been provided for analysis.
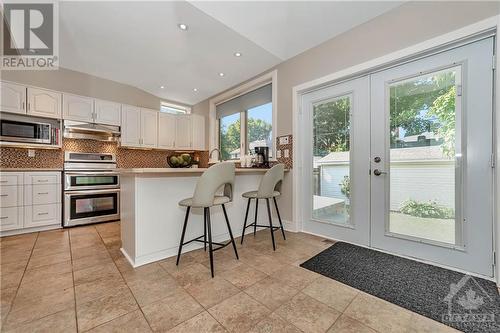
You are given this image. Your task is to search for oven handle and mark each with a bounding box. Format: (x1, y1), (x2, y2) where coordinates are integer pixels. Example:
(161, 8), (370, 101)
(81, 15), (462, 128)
(64, 172), (119, 176)
(65, 189), (121, 195)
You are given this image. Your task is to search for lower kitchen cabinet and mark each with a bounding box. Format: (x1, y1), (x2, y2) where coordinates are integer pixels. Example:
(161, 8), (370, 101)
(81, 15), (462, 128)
(0, 171), (62, 236)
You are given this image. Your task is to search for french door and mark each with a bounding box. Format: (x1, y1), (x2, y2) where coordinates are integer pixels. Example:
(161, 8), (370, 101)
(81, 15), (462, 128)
(301, 37), (494, 277)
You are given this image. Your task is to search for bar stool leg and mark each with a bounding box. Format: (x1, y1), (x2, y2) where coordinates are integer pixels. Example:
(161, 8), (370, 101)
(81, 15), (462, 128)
(204, 208), (207, 251)
(206, 207), (215, 278)
(273, 197), (286, 240)
(222, 204), (239, 260)
(266, 199), (276, 251)
(176, 207), (191, 265)
(240, 198), (251, 244)
(254, 199), (259, 236)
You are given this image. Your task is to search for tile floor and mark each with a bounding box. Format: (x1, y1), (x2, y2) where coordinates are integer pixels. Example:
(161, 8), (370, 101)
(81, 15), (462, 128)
(0, 222), (460, 333)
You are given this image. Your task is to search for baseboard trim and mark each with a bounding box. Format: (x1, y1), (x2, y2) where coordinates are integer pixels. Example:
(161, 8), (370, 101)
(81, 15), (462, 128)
(1, 224), (61, 237)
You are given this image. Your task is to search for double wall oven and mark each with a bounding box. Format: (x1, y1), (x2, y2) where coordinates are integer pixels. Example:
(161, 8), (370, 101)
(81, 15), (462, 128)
(63, 152), (120, 227)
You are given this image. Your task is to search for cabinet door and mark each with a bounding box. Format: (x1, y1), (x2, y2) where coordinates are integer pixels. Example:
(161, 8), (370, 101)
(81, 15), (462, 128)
(191, 115), (205, 150)
(140, 108), (158, 148)
(63, 94), (94, 122)
(24, 203), (61, 228)
(121, 105), (141, 147)
(158, 113), (176, 149)
(27, 87), (62, 119)
(95, 99), (121, 126)
(0, 207), (23, 231)
(0, 82), (26, 114)
(175, 115), (192, 149)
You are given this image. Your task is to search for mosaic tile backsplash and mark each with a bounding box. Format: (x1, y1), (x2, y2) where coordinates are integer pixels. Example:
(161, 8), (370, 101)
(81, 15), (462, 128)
(0, 139), (209, 169)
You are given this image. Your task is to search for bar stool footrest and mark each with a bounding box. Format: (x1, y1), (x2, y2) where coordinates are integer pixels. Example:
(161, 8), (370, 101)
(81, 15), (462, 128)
(243, 222), (281, 232)
(181, 234), (232, 252)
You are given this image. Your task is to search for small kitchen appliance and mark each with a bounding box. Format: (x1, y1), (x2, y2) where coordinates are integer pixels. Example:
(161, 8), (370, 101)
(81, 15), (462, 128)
(254, 146), (269, 168)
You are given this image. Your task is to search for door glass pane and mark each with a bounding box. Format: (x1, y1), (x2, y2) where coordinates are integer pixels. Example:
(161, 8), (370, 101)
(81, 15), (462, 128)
(312, 95), (351, 224)
(219, 113), (241, 160)
(388, 67), (459, 245)
(247, 102), (273, 157)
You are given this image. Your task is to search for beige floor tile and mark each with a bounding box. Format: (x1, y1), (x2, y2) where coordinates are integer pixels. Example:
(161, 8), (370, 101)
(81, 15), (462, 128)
(73, 262), (121, 286)
(16, 272), (73, 303)
(241, 254), (288, 275)
(72, 253), (114, 271)
(87, 310), (152, 333)
(127, 273), (181, 307)
(186, 276), (240, 308)
(408, 313), (462, 333)
(167, 311), (226, 333)
(327, 314), (376, 333)
(0, 249), (31, 266)
(244, 276), (299, 310)
(344, 293), (412, 333)
(76, 286), (138, 332)
(30, 244), (70, 258)
(0, 271), (23, 290)
(0, 288), (17, 327)
(142, 288), (203, 332)
(120, 262), (166, 283)
(0, 261), (28, 278)
(274, 293), (340, 333)
(222, 264), (267, 289)
(170, 263), (213, 288)
(3, 308), (76, 333)
(200, 253), (243, 273)
(158, 254), (197, 273)
(208, 292), (269, 333)
(26, 251), (71, 270)
(22, 260), (72, 283)
(271, 265), (320, 290)
(75, 278), (128, 305)
(5, 287), (74, 329)
(247, 312), (301, 333)
(302, 276), (359, 312)
(70, 244), (109, 260)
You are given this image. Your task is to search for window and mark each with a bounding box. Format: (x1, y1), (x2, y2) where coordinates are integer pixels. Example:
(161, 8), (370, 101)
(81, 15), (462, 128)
(216, 83), (273, 160)
(160, 102), (190, 114)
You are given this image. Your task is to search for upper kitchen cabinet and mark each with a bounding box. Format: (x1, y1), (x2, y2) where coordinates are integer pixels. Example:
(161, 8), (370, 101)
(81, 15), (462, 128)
(63, 93), (94, 122)
(27, 87), (62, 119)
(140, 108), (158, 148)
(158, 112), (176, 149)
(174, 115), (192, 150)
(0, 82), (26, 114)
(191, 114), (205, 151)
(121, 105), (141, 147)
(94, 99), (121, 126)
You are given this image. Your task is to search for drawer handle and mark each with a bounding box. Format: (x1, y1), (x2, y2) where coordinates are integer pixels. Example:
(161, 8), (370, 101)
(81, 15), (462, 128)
(37, 212), (49, 216)
(37, 192), (49, 195)
(0, 194), (8, 197)
(0, 216), (8, 219)
(0, 180), (8, 183)
(37, 180), (49, 183)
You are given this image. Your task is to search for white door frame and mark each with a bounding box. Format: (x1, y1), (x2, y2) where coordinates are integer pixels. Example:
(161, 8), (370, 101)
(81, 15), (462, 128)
(292, 15), (500, 283)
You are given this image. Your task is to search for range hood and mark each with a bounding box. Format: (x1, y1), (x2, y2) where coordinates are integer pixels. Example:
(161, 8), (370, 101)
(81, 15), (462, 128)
(63, 120), (120, 142)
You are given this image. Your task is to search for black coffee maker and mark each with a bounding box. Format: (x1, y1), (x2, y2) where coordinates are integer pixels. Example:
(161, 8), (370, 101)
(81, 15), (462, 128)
(254, 146), (269, 168)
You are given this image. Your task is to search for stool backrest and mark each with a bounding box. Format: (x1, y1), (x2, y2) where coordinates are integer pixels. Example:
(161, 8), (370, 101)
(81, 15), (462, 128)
(257, 164), (285, 198)
(192, 162), (235, 207)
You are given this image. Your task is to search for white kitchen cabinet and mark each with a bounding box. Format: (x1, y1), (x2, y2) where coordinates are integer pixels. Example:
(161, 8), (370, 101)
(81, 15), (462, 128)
(94, 99), (121, 126)
(141, 108), (158, 148)
(0, 207), (23, 231)
(0, 82), (26, 114)
(0, 185), (23, 208)
(24, 203), (61, 228)
(158, 112), (176, 149)
(63, 93), (94, 122)
(175, 115), (192, 150)
(27, 87), (62, 119)
(121, 105), (142, 147)
(191, 114), (205, 150)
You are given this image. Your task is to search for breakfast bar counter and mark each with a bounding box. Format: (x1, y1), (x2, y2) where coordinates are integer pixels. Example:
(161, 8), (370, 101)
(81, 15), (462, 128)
(119, 167), (288, 267)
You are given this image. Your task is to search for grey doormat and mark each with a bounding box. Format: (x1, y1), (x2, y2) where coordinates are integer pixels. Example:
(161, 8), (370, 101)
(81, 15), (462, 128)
(300, 242), (500, 333)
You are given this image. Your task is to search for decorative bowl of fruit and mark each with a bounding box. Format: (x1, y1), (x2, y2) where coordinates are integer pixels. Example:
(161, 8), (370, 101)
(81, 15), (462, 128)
(167, 153), (194, 168)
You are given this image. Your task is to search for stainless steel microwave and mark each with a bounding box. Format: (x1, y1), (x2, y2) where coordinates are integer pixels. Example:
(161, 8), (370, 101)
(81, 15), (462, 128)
(0, 119), (51, 144)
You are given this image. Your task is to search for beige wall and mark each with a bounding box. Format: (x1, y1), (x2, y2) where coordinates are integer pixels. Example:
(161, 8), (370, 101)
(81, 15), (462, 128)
(192, 1), (500, 222)
(1, 67), (189, 110)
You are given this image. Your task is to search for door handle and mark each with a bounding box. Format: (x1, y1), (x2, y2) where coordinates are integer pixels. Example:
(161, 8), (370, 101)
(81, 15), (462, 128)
(373, 169), (387, 176)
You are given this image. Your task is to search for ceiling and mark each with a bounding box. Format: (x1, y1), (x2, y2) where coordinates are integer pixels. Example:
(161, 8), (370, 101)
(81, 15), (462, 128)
(59, 1), (402, 105)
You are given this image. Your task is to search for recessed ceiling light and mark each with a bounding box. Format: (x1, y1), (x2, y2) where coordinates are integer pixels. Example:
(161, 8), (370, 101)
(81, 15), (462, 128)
(178, 23), (188, 31)
(193, 88), (198, 92)
(219, 72), (225, 77)
(160, 86), (165, 89)
(234, 52), (242, 57)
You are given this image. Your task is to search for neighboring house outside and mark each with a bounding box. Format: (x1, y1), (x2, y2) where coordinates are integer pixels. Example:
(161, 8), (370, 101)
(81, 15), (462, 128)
(316, 146), (454, 211)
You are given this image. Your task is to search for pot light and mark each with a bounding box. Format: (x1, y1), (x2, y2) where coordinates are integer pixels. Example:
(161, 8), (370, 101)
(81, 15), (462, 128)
(160, 86), (165, 89)
(234, 52), (242, 57)
(178, 23), (188, 31)
(219, 72), (225, 77)
(193, 88), (198, 92)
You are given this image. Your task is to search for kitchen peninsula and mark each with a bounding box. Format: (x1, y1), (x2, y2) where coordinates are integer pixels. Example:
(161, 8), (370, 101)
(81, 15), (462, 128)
(119, 167), (288, 267)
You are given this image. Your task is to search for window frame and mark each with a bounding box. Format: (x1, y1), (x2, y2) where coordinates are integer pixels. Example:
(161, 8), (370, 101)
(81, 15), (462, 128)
(209, 70), (277, 162)
(160, 101), (191, 115)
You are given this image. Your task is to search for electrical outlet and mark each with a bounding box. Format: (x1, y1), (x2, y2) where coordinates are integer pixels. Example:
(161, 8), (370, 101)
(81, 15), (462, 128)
(279, 136), (289, 145)
(28, 149), (35, 157)
(276, 150), (282, 158)
(283, 149), (289, 158)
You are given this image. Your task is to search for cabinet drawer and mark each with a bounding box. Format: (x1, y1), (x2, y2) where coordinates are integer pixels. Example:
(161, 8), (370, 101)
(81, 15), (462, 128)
(25, 184), (60, 205)
(0, 186), (23, 207)
(24, 172), (60, 185)
(0, 173), (24, 186)
(24, 203), (61, 228)
(0, 206), (23, 231)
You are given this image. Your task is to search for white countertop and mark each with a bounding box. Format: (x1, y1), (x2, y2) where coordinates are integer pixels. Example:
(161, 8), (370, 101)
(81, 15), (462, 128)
(117, 167), (282, 174)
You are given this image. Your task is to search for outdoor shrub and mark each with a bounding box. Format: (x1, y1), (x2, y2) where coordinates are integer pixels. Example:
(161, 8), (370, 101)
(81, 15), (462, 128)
(400, 199), (454, 219)
(339, 175), (350, 198)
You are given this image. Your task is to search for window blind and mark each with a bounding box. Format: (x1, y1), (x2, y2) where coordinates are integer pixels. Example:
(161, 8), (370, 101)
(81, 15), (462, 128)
(216, 83), (272, 119)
